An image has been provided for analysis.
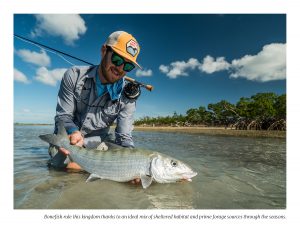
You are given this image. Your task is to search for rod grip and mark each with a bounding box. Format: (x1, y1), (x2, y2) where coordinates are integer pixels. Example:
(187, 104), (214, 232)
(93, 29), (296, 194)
(144, 85), (154, 91)
(125, 77), (153, 92)
(124, 76), (135, 82)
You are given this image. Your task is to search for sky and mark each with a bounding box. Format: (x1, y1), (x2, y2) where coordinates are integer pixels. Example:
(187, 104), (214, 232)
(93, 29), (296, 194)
(13, 14), (286, 123)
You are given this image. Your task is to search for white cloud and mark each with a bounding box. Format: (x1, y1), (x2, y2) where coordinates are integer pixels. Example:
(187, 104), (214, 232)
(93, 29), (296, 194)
(136, 69), (153, 77)
(15, 49), (50, 67)
(14, 68), (30, 84)
(35, 67), (67, 86)
(159, 43), (286, 82)
(200, 55), (230, 74)
(160, 58), (200, 79)
(22, 109), (31, 113)
(32, 14), (87, 45)
(159, 65), (169, 74)
(230, 43), (286, 82)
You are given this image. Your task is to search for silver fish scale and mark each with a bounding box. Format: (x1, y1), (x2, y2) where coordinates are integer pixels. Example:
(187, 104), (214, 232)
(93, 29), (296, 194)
(64, 142), (154, 182)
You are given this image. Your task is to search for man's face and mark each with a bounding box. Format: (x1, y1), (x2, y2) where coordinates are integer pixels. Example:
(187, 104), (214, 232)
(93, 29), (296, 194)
(100, 47), (128, 84)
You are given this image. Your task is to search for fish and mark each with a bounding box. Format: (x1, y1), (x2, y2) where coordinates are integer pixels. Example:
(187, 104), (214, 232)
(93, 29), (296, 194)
(39, 122), (197, 189)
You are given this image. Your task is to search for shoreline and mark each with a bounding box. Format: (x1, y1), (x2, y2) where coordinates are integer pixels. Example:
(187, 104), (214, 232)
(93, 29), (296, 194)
(14, 123), (286, 139)
(14, 123), (53, 126)
(133, 126), (286, 138)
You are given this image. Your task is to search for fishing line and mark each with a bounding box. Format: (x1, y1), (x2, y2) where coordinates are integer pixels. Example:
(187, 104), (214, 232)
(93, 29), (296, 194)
(14, 34), (79, 66)
(14, 34), (154, 91)
(15, 35), (76, 66)
(14, 34), (94, 65)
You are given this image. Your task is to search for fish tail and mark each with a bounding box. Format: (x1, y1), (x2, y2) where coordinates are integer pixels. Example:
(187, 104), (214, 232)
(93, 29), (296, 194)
(39, 134), (62, 147)
(39, 121), (69, 147)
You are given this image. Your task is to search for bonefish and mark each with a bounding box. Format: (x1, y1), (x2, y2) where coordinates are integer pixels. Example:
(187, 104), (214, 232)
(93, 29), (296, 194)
(39, 122), (197, 189)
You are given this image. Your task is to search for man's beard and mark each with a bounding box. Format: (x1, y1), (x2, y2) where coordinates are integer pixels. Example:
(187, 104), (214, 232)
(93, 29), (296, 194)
(100, 57), (111, 84)
(100, 53), (123, 84)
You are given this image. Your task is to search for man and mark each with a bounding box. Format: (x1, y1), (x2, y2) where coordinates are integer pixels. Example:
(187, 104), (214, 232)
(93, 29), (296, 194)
(48, 31), (142, 184)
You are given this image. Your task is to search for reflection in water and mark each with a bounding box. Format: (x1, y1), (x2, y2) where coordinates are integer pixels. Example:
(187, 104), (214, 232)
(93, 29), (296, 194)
(14, 126), (286, 209)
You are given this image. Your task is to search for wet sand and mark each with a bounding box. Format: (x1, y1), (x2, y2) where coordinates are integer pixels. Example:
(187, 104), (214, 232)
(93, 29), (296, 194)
(133, 126), (286, 138)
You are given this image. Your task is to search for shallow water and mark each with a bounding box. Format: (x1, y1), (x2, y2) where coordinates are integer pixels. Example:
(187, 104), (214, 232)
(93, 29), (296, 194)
(14, 125), (286, 209)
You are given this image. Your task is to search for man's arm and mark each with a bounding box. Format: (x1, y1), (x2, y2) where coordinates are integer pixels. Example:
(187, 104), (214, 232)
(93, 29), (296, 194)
(55, 68), (84, 156)
(55, 67), (79, 134)
(115, 98), (136, 148)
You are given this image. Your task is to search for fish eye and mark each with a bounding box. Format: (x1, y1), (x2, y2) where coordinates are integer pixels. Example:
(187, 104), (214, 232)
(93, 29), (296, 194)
(171, 160), (178, 167)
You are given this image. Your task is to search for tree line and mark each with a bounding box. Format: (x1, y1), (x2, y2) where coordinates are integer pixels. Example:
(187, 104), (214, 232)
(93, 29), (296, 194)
(134, 92), (286, 131)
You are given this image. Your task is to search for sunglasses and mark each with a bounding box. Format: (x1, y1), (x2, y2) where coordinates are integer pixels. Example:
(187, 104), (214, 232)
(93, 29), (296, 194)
(107, 46), (135, 72)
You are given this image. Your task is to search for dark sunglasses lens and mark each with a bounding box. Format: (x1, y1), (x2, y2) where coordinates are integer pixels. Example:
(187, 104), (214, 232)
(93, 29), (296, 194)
(111, 51), (135, 72)
(111, 53), (124, 66)
(124, 63), (135, 72)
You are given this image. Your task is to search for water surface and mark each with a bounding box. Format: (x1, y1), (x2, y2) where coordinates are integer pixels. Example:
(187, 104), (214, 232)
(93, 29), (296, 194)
(14, 125), (286, 209)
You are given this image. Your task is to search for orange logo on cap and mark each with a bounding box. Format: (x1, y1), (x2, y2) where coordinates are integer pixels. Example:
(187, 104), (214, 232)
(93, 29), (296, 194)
(126, 39), (139, 57)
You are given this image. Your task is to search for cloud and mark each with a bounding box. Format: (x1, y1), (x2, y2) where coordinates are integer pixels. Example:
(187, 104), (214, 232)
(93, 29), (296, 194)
(22, 109), (31, 113)
(136, 69), (153, 77)
(15, 49), (50, 67)
(32, 14), (87, 45)
(230, 43), (286, 82)
(200, 55), (230, 74)
(159, 58), (200, 79)
(159, 65), (169, 73)
(159, 43), (286, 82)
(35, 67), (67, 86)
(14, 68), (30, 84)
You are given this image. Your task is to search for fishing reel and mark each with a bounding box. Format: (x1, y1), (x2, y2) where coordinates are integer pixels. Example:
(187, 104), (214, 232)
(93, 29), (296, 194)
(124, 81), (141, 100)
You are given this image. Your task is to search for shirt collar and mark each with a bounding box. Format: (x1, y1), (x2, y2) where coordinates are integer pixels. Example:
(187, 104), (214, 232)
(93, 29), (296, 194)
(94, 65), (125, 100)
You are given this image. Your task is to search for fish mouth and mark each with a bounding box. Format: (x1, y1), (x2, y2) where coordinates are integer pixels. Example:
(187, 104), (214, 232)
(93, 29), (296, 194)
(181, 172), (197, 182)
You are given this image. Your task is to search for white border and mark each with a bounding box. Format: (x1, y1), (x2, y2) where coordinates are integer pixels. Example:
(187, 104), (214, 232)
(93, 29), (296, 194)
(1, 0), (299, 231)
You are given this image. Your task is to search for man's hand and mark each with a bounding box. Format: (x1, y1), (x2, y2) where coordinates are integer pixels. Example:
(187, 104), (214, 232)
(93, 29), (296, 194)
(69, 131), (84, 146)
(129, 178), (141, 185)
(59, 131), (84, 170)
(59, 131), (84, 155)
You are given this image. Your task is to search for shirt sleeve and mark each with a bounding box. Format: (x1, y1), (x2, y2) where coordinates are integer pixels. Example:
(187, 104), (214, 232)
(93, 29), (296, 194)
(54, 68), (79, 134)
(115, 98), (136, 147)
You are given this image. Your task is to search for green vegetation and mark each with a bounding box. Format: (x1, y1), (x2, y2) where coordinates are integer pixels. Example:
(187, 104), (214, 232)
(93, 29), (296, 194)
(134, 92), (286, 131)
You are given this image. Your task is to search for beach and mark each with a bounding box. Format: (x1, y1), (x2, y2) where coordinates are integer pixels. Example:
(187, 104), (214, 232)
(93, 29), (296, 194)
(13, 123), (286, 139)
(133, 126), (286, 138)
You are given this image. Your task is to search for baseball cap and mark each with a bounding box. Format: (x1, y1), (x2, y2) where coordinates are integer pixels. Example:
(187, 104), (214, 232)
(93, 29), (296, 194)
(105, 31), (142, 69)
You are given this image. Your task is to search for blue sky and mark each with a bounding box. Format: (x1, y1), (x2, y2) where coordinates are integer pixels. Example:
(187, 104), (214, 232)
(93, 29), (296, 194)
(14, 14), (286, 123)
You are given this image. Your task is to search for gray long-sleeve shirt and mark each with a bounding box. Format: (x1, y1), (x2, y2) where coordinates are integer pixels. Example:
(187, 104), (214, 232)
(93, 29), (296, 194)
(54, 65), (136, 147)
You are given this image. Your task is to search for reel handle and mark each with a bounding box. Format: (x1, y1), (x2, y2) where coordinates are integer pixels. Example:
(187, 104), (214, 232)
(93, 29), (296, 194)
(125, 77), (153, 92)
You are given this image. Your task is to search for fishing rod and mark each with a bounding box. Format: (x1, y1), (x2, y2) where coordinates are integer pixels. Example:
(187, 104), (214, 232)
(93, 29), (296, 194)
(14, 34), (154, 91)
